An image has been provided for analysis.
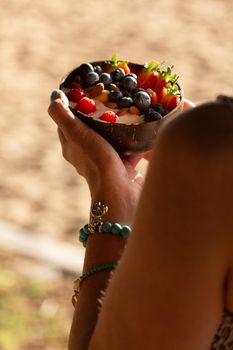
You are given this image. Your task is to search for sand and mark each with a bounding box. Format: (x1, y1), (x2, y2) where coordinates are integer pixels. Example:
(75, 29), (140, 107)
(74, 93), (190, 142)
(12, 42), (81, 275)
(0, 0), (232, 242)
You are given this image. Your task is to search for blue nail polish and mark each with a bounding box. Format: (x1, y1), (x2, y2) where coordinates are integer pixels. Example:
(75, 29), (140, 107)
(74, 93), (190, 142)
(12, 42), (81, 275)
(50, 90), (59, 101)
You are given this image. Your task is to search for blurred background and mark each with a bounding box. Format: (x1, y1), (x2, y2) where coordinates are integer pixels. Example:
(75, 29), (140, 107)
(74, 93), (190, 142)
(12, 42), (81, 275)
(0, 0), (232, 348)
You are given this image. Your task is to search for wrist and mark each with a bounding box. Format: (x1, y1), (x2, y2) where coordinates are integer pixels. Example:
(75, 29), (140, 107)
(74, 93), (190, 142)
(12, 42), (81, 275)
(90, 183), (138, 226)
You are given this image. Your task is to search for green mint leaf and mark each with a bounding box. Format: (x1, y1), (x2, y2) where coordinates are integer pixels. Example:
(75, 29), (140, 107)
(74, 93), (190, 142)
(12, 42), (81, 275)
(111, 53), (118, 66)
(166, 82), (181, 95)
(145, 60), (159, 71)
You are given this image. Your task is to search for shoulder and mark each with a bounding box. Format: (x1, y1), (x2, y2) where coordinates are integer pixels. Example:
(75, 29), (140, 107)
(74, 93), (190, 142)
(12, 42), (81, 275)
(157, 100), (233, 158)
(88, 100), (233, 350)
(136, 100), (233, 260)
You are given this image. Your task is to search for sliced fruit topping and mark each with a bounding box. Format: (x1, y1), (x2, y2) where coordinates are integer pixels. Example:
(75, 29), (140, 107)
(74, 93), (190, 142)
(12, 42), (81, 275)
(100, 111), (119, 123)
(64, 56), (182, 123)
(104, 101), (118, 109)
(117, 108), (129, 116)
(129, 106), (140, 115)
(76, 97), (96, 114)
(66, 88), (85, 103)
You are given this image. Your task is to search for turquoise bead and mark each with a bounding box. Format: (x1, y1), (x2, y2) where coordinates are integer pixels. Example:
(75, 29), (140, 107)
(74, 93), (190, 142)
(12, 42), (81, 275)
(121, 225), (131, 237)
(79, 228), (87, 238)
(102, 221), (112, 233)
(111, 223), (122, 234)
(83, 224), (89, 234)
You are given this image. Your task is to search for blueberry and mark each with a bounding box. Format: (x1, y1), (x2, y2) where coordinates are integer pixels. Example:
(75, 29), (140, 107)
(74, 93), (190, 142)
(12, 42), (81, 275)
(120, 75), (137, 91)
(133, 91), (151, 110)
(144, 108), (162, 122)
(121, 89), (133, 98)
(99, 73), (112, 86)
(109, 90), (123, 102)
(151, 103), (168, 116)
(128, 73), (137, 79)
(118, 97), (133, 108)
(110, 68), (125, 82)
(83, 72), (99, 87)
(79, 63), (94, 79)
(93, 65), (103, 75)
(160, 109), (169, 116)
(131, 88), (145, 97)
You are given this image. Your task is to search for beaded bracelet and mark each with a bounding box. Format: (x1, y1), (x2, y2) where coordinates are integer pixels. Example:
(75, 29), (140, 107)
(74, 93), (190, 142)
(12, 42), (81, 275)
(72, 263), (117, 307)
(79, 202), (132, 247)
(79, 221), (131, 247)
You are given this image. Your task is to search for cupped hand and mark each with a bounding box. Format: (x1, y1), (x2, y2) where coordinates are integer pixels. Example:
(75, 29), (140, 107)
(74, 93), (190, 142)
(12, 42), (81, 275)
(48, 92), (195, 224)
(48, 90), (144, 224)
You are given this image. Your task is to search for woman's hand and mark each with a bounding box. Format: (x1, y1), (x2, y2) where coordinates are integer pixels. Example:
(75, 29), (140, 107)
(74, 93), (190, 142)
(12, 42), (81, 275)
(48, 90), (144, 225)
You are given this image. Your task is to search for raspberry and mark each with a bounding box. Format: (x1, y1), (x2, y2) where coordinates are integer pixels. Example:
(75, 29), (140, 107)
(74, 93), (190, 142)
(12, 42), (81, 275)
(76, 97), (96, 114)
(100, 111), (119, 123)
(67, 88), (85, 102)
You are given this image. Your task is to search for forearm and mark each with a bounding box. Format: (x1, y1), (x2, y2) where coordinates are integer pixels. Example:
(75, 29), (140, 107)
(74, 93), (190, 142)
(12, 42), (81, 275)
(68, 229), (127, 350)
(68, 165), (141, 350)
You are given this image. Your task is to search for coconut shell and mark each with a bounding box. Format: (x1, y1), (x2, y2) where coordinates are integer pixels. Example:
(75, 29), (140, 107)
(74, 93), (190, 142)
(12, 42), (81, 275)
(60, 61), (184, 155)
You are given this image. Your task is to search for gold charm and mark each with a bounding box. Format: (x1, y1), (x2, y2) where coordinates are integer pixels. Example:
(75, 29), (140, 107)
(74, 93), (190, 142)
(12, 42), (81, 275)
(88, 202), (108, 233)
(72, 277), (81, 307)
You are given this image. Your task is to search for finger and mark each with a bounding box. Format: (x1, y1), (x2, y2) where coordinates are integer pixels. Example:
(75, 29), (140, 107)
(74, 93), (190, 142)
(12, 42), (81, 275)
(133, 172), (144, 186)
(143, 150), (154, 161)
(49, 90), (99, 146)
(126, 165), (144, 185)
(183, 98), (195, 109)
(122, 154), (144, 169)
(48, 94), (77, 138)
(57, 127), (67, 144)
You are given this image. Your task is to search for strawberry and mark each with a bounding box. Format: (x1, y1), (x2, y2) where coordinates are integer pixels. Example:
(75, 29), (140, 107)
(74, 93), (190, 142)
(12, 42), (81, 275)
(67, 88), (85, 102)
(158, 87), (180, 111)
(100, 111), (119, 123)
(155, 78), (167, 93)
(166, 95), (181, 111)
(144, 71), (159, 89)
(157, 87), (168, 104)
(147, 89), (158, 105)
(76, 97), (96, 114)
(117, 62), (130, 74)
(137, 69), (159, 89)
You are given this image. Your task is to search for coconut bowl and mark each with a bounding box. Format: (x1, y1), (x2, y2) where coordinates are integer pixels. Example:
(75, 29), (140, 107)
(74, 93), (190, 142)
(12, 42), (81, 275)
(60, 61), (183, 155)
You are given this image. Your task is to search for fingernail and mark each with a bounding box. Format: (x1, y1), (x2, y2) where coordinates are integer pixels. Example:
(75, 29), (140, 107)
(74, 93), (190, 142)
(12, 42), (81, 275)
(50, 89), (59, 101)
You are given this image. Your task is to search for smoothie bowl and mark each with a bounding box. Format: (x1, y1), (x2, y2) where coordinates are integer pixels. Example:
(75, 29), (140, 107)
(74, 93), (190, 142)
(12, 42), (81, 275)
(60, 55), (183, 155)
